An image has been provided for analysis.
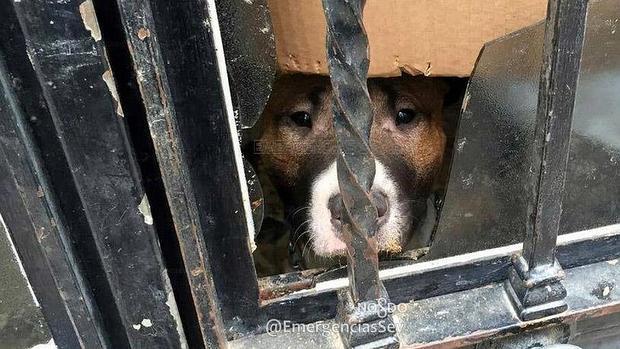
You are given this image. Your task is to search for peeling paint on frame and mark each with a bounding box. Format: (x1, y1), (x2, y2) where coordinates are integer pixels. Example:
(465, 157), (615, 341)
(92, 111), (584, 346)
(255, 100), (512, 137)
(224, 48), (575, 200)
(79, 0), (102, 42)
(138, 194), (153, 225)
(101, 70), (125, 117)
(163, 271), (188, 349)
(29, 338), (57, 349)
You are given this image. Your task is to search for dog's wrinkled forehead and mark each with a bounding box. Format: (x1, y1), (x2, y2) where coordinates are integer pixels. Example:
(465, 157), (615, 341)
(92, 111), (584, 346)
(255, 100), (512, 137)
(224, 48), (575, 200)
(263, 74), (445, 122)
(264, 75), (330, 114)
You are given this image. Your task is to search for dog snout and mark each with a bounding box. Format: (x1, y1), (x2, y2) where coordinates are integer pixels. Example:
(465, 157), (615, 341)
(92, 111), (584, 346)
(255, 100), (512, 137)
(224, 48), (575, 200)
(328, 194), (343, 231)
(371, 191), (389, 219)
(328, 191), (389, 229)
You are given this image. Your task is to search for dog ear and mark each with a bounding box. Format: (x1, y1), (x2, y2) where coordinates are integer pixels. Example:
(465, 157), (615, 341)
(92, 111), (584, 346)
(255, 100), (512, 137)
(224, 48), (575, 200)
(440, 77), (468, 106)
(241, 73), (293, 159)
(241, 112), (266, 146)
(434, 78), (450, 99)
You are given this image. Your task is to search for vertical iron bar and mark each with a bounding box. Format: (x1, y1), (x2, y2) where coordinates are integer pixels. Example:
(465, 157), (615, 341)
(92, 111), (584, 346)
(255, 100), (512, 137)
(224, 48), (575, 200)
(323, 1), (398, 347)
(524, 0), (588, 269)
(111, 0), (256, 341)
(507, 0), (588, 321)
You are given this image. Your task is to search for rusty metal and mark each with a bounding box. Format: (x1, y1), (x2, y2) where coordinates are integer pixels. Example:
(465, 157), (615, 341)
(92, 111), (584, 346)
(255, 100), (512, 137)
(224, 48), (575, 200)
(322, 0), (398, 347)
(506, 0), (589, 321)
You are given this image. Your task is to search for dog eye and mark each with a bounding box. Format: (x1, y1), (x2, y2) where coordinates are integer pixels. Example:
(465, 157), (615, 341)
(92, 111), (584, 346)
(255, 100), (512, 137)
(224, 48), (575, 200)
(396, 108), (422, 126)
(289, 111), (312, 128)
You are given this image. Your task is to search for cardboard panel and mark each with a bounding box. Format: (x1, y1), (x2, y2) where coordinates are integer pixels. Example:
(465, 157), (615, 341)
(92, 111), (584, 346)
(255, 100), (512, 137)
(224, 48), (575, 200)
(267, 0), (547, 77)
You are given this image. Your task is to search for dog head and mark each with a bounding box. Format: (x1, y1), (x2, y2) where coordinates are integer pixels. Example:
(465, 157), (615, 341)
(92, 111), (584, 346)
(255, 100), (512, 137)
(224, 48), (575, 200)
(256, 74), (447, 260)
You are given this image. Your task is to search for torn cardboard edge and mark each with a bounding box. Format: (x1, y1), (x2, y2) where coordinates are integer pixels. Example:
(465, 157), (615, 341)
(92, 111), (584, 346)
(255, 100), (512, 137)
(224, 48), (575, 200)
(267, 0), (547, 77)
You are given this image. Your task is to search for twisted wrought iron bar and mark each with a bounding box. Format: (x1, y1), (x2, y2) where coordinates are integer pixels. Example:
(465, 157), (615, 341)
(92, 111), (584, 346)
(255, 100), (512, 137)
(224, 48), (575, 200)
(322, 0), (382, 303)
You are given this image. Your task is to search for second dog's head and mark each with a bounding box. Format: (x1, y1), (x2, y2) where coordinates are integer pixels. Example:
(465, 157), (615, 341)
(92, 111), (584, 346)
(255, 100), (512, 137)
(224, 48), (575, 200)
(256, 74), (447, 259)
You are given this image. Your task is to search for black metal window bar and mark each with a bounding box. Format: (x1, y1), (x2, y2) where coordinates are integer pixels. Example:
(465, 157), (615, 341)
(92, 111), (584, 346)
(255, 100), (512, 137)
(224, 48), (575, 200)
(1, 0), (619, 347)
(505, 0), (589, 321)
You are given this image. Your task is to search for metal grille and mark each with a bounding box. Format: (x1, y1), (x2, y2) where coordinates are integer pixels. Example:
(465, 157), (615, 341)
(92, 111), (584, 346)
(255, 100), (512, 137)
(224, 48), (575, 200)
(2, 0), (616, 348)
(321, 0), (589, 346)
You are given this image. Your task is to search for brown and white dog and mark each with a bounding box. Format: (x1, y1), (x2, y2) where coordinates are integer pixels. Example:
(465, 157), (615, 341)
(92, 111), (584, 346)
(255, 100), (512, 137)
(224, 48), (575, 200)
(253, 74), (447, 267)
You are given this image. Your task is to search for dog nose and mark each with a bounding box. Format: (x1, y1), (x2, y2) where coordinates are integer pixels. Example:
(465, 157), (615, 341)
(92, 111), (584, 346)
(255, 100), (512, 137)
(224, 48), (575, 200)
(328, 191), (389, 226)
(328, 194), (344, 222)
(371, 191), (389, 218)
